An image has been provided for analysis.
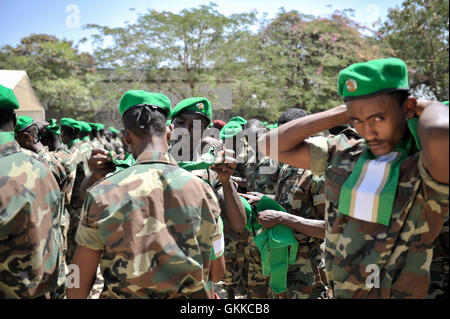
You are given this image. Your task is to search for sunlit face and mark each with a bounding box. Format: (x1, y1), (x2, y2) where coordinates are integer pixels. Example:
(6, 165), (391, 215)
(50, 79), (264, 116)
(346, 94), (409, 157)
(171, 112), (210, 159)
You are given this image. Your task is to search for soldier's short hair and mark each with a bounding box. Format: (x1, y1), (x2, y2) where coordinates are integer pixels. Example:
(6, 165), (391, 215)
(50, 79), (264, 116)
(0, 109), (16, 131)
(122, 106), (166, 137)
(390, 90), (410, 107)
(61, 125), (78, 140)
(278, 108), (307, 126)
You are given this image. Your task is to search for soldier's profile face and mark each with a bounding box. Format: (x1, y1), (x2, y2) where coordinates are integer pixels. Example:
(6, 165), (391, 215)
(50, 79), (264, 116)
(172, 113), (209, 135)
(347, 93), (407, 156)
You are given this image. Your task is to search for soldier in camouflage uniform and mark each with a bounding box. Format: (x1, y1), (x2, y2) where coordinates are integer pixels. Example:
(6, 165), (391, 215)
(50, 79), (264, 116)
(237, 120), (282, 299)
(0, 85), (66, 299)
(253, 109), (327, 299)
(14, 116), (69, 198)
(89, 123), (104, 150)
(169, 97), (247, 298)
(67, 90), (222, 299)
(40, 119), (80, 258)
(109, 127), (124, 155)
(60, 118), (91, 264)
(260, 58), (449, 298)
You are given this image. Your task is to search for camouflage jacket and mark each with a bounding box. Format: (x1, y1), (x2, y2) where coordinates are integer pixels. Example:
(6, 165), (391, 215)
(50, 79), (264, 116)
(75, 151), (221, 299)
(239, 142), (280, 195)
(309, 131), (449, 298)
(51, 145), (78, 205)
(0, 132), (66, 298)
(20, 146), (69, 200)
(91, 138), (103, 150)
(276, 164), (325, 244)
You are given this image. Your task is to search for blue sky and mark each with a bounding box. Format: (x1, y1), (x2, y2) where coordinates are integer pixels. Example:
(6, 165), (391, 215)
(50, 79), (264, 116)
(0, 0), (405, 53)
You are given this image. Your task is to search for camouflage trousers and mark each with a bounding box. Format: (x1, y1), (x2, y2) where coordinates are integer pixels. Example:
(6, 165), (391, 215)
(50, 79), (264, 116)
(222, 230), (249, 298)
(426, 258), (449, 299)
(268, 241), (326, 299)
(247, 234), (269, 299)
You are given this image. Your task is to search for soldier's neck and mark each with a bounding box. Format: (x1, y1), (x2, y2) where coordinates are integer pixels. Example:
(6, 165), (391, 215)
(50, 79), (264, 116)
(134, 137), (169, 158)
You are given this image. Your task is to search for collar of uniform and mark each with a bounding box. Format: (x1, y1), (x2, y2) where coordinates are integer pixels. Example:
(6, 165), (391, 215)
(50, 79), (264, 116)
(0, 131), (21, 157)
(37, 145), (50, 156)
(135, 150), (178, 166)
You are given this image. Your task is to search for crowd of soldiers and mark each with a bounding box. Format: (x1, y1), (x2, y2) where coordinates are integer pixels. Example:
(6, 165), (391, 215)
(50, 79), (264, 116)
(0, 57), (448, 299)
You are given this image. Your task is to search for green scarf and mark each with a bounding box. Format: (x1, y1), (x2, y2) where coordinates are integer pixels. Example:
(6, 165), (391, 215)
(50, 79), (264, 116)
(253, 196), (298, 295)
(338, 118), (418, 226)
(178, 148), (216, 172)
(110, 152), (135, 172)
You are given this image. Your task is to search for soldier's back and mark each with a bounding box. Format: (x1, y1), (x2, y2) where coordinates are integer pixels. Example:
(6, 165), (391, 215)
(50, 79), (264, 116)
(0, 135), (65, 298)
(76, 150), (220, 298)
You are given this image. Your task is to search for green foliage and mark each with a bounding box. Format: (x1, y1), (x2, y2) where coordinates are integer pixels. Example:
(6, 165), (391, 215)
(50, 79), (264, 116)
(0, 34), (97, 119)
(0, 2), (447, 123)
(379, 0), (449, 100)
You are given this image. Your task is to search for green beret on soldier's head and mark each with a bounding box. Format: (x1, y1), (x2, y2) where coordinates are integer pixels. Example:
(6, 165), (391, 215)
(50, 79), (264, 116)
(0, 85), (20, 111)
(45, 118), (61, 136)
(14, 115), (35, 133)
(119, 90), (172, 118)
(229, 116), (247, 126)
(170, 97), (212, 123)
(88, 122), (98, 131)
(78, 121), (92, 133)
(338, 57), (409, 101)
(442, 101), (449, 106)
(220, 121), (243, 140)
(96, 123), (105, 131)
(109, 127), (120, 134)
(61, 118), (82, 131)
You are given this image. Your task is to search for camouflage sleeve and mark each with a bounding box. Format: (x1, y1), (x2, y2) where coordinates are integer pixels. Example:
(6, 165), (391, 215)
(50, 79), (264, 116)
(308, 134), (362, 176)
(211, 216), (225, 260)
(74, 191), (104, 251)
(390, 153), (449, 298)
(418, 153), (450, 218)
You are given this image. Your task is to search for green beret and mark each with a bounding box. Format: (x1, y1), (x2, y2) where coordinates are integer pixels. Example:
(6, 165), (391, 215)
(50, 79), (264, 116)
(442, 101), (449, 106)
(220, 121), (243, 140)
(229, 116), (247, 126)
(96, 123), (105, 131)
(338, 58), (409, 101)
(45, 119), (61, 136)
(119, 90), (171, 118)
(109, 127), (120, 134)
(15, 115), (35, 133)
(78, 121), (92, 133)
(0, 85), (20, 111)
(61, 118), (82, 131)
(266, 123), (279, 130)
(88, 122), (97, 131)
(170, 97), (212, 123)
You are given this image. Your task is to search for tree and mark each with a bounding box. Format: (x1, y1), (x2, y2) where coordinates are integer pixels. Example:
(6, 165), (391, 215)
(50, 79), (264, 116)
(379, 0), (449, 100)
(86, 2), (257, 102)
(232, 9), (395, 122)
(0, 34), (98, 118)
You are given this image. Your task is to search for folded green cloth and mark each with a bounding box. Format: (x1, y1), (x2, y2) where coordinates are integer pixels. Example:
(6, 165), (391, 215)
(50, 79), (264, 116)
(110, 152), (135, 172)
(253, 196), (298, 294)
(178, 161), (215, 171)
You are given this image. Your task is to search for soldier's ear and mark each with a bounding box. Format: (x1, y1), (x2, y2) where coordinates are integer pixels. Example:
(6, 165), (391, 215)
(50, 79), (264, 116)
(166, 123), (173, 141)
(122, 128), (133, 145)
(403, 97), (417, 119)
